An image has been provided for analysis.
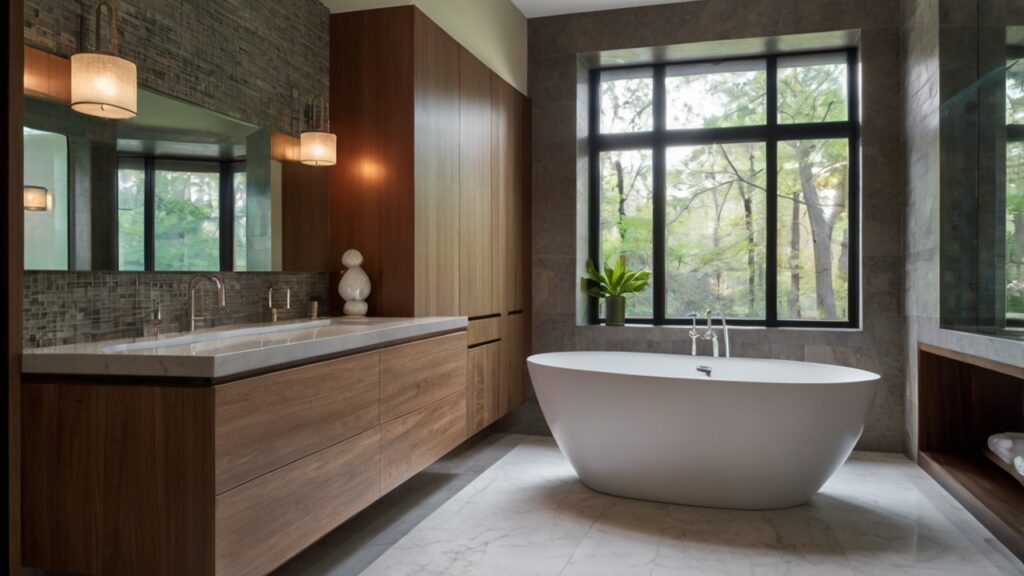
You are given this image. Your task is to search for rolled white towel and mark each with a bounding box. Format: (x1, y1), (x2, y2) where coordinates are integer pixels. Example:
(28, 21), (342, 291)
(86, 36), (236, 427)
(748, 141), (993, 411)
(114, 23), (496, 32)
(987, 433), (1024, 464)
(1016, 456), (1024, 478)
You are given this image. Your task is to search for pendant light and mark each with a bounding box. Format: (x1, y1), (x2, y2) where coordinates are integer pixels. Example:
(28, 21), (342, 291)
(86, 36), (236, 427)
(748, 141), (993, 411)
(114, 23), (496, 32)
(300, 95), (337, 167)
(24, 186), (50, 212)
(70, 1), (137, 119)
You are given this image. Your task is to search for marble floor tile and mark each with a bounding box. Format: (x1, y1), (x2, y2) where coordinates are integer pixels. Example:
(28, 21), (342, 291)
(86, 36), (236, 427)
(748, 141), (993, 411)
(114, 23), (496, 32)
(356, 437), (1024, 576)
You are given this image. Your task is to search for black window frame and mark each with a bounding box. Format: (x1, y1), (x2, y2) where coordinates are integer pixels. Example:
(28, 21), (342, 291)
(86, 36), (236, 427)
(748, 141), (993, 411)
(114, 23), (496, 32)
(118, 155), (246, 272)
(588, 48), (861, 329)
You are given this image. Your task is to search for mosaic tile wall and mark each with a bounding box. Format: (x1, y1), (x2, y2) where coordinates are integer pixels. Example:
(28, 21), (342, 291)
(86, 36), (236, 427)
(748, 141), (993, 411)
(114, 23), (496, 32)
(23, 272), (330, 349)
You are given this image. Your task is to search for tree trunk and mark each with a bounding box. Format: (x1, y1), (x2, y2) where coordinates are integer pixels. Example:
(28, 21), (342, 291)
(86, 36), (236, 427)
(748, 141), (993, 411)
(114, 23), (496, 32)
(796, 142), (838, 320)
(614, 159), (626, 241)
(788, 190), (801, 319)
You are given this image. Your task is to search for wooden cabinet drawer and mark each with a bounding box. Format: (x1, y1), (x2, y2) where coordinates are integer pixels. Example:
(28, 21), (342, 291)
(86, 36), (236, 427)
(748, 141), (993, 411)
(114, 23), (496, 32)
(467, 315), (501, 346)
(215, 428), (381, 576)
(214, 352), (380, 494)
(468, 341), (501, 435)
(380, 332), (467, 421)
(382, 391), (467, 493)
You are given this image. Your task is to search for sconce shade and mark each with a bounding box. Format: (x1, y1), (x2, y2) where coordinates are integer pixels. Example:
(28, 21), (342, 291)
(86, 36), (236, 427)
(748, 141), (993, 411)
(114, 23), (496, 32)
(24, 186), (49, 212)
(70, 52), (138, 119)
(300, 131), (337, 166)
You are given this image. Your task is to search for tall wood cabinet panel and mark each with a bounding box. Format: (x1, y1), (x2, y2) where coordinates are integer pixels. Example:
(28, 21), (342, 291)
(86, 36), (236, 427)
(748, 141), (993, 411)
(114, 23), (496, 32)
(329, 7), (416, 316)
(459, 48), (495, 318)
(329, 5), (530, 425)
(413, 11), (461, 316)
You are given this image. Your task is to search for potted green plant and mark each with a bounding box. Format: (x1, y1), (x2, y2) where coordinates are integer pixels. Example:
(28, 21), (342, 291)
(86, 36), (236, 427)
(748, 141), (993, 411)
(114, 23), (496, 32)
(583, 257), (651, 326)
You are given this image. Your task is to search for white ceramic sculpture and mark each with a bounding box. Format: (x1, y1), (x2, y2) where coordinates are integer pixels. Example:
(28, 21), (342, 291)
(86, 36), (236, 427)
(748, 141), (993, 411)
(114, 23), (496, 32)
(339, 249), (371, 316)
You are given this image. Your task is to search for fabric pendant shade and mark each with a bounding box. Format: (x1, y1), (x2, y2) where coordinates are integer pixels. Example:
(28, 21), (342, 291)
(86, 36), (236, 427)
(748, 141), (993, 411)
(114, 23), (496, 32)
(70, 1), (137, 119)
(300, 95), (336, 166)
(300, 130), (337, 166)
(24, 186), (49, 212)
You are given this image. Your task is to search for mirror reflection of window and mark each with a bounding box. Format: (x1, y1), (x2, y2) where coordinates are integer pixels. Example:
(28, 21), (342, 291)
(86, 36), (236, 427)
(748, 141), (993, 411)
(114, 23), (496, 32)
(24, 127), (70, 270)
(153, 160), (222, 272)
(1007, 57), (1024, 328)
(233, 166), (248, 272)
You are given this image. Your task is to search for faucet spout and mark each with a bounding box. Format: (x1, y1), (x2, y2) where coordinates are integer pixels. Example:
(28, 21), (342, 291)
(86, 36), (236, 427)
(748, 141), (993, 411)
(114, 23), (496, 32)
(188, 275), (226, 332)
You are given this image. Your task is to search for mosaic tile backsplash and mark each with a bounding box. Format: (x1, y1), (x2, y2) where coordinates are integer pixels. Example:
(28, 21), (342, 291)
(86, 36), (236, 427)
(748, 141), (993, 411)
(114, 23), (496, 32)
(24, 272), (330, 349)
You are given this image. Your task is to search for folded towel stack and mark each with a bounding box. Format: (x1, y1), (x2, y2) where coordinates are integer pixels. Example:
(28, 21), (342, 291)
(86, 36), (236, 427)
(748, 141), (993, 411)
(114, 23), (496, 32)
(988, 433), (1024, 478)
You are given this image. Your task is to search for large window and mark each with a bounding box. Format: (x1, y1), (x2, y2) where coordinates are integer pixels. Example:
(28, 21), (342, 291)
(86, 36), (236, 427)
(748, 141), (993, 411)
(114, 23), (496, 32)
(589, 50), (859, 327)
(118, 157), (246, 271)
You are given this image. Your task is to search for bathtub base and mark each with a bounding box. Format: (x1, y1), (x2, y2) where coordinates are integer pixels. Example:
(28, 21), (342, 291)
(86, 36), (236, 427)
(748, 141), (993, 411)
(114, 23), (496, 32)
(528, 352), (881, 513)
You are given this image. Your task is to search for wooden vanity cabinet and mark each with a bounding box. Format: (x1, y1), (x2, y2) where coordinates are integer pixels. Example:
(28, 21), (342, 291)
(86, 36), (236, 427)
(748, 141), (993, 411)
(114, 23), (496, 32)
(22, 331), (469, 576)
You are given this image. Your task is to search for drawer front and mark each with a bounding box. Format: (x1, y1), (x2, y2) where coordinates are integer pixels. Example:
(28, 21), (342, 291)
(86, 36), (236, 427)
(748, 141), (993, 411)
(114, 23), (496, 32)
(467, 315), (501, 346)
(214, 352), (380, 494)
(381, 391), (467, 493)
(380, 332), (467, 421)
(215, 428), (381, 576)
(467, 341), (501, 435)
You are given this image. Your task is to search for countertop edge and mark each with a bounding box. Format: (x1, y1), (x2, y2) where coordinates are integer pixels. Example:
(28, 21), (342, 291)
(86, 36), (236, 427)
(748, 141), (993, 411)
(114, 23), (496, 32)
(22, 317), (468, 380)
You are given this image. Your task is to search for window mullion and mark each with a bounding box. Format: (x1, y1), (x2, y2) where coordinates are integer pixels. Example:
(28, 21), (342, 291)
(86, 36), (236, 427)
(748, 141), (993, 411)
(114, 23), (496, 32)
(144, 157), (155, 272)
(765, 56), (779, 327)
(653, 65), (667, 325)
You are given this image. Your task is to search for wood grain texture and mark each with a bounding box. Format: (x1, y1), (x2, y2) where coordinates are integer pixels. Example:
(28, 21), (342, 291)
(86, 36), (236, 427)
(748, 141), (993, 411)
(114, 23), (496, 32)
(919, 451), (1024, 560)
(491, 74), (510, 315)
(917, 343), (1024, 561)
(23, 45), (69, 104)
(503, 312), (526, 413)
(382, 391), (467, 493)
(467, 341), (501, 435)
(214, 352), (380, 494)
(413, 9), (461, 317)
(8, 4), (24, 574)
(281, 160), (331, 272)
(330, 7), (416, 316)
(468, 315), (502, 346)
(270, 131), (300, 162)
(380, 332), (468, 422)
(22, 382), (215, 576)
(215, 428), (382, 576)
(459, 47), (495, 317)
(509, 89), (529, 312)
(919, 342), (1024, 381)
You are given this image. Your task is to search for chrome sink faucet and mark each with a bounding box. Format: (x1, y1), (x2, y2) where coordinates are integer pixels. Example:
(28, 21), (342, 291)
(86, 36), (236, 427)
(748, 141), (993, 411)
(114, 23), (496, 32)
(188, 275), (226, 332)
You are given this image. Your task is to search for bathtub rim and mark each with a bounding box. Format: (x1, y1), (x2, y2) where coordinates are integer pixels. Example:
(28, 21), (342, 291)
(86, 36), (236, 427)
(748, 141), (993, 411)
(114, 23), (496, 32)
(527, 351), (881, 386)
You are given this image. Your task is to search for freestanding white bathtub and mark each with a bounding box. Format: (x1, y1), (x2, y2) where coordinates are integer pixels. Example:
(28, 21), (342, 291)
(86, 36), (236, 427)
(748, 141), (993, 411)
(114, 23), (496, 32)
(527, 351), (880, 510)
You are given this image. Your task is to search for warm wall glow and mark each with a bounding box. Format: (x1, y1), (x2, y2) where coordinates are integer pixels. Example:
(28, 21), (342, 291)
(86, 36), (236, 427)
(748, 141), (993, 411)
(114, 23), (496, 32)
(24, 186), (49, 212)
(70, 52), (137, 119)
(356, 157), (386, 183)
(300, 131), (337, 166)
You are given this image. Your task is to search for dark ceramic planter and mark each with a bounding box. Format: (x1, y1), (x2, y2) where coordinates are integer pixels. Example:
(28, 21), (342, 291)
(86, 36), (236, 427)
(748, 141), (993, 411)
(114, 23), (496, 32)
(605, 295), (626, 326)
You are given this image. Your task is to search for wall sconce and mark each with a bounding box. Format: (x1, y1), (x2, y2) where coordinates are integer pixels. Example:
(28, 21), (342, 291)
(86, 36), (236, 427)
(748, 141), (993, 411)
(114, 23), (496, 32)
(70, 1), (137, 119)
(300, 95), (337, 167)
(24, 186), (50, 212)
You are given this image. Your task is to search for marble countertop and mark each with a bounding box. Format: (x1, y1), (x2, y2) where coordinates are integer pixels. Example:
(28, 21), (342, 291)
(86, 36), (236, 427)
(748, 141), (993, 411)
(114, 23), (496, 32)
(23, 316), (468, 380)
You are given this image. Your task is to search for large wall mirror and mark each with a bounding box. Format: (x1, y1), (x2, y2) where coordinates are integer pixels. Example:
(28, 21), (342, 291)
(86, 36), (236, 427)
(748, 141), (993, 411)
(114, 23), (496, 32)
(940, 0), (1024, 341)
(23, 64), (329, 273)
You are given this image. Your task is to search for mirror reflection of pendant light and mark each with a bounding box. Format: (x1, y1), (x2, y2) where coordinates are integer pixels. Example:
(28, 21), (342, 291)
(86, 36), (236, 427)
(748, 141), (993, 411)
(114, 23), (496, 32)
(70, 1), (137, 119)
(24, 186), (50, 212)
(300, 95), (337, 167)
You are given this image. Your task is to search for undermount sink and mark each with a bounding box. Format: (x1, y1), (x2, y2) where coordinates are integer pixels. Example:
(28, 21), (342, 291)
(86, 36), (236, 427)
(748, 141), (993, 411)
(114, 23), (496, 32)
(101, 319), (334, 353)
